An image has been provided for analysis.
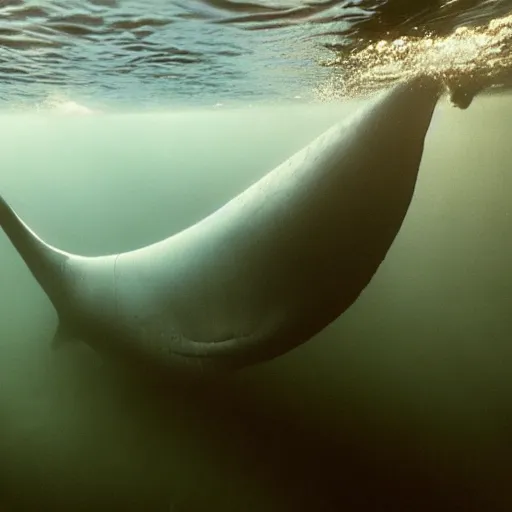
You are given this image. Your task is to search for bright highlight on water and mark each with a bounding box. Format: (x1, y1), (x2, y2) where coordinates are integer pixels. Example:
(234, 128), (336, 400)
(317, 11), (512, 106)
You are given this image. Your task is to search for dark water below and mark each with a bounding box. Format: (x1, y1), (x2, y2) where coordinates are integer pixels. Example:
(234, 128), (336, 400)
(1, 0), (512, 108)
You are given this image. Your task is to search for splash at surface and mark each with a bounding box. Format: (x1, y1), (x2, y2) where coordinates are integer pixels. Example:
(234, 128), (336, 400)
(317, 12), (512, 108)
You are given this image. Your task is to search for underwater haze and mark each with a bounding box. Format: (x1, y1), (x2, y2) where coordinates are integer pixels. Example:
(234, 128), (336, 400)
(1, 1), (512, 511)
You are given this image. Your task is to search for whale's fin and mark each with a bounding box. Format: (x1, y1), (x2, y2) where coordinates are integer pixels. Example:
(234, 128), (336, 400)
(51, 320), (77, 350)
(0, 194), (72, 336)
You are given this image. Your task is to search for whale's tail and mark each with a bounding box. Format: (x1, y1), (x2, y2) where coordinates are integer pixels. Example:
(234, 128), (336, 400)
(0, 194), (72, 344)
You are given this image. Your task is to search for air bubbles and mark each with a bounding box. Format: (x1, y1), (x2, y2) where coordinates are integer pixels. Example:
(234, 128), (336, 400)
(316, 12), (512, 106)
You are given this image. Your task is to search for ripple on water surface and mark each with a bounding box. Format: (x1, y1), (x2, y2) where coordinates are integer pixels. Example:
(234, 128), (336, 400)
(0, 0), (511, 109)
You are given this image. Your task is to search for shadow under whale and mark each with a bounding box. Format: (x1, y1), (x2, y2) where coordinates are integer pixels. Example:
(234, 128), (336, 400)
(0, 75), (442, 378)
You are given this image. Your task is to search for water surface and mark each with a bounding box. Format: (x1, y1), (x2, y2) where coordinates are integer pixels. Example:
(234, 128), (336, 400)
(1, 0), (512, 108)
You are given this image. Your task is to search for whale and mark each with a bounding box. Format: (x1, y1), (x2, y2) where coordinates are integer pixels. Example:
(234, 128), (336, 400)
(0, 75), (442, 378)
